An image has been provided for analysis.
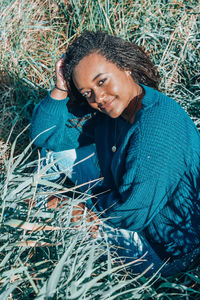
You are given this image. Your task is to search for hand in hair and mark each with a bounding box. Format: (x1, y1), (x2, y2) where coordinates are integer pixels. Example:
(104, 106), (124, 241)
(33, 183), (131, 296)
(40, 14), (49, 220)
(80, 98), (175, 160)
(55, 55), (68, 90)
(50, 55), (69, 100)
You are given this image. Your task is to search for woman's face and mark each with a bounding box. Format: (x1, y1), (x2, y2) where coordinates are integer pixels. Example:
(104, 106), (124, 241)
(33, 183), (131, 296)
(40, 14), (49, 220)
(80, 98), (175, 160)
(72, 52), (139, 119)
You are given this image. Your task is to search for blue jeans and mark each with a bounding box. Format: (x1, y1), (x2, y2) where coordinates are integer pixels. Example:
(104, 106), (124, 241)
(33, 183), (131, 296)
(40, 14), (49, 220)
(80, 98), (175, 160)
(39, 145), (199, 277)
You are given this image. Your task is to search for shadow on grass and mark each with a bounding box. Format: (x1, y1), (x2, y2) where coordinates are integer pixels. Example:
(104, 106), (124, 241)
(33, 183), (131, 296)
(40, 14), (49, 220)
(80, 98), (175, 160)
(0, 72), (47, 154)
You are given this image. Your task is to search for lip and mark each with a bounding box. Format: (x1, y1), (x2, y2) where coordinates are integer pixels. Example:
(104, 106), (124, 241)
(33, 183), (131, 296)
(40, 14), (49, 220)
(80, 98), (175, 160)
(100, 98), (115, 111)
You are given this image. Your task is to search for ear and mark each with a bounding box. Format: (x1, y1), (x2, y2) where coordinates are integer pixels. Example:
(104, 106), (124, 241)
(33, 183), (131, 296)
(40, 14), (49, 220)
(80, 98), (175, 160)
(125, 70), (132, 77)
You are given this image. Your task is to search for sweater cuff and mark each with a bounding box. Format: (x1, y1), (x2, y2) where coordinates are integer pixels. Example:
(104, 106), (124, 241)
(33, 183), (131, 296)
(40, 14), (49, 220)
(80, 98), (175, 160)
(39, 91), (70, 116)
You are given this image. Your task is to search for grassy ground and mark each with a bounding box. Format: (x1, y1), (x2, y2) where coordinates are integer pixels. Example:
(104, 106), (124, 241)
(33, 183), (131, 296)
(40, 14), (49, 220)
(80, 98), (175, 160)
(0, 0), (200, 299)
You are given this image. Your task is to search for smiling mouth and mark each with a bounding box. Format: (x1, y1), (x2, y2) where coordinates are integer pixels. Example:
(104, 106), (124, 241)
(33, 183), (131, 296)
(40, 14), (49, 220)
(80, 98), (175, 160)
(99, 99), (115, 111)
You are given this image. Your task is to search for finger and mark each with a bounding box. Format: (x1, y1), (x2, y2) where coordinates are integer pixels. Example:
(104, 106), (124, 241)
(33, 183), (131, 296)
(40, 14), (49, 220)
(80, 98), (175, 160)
(71, 217), (81, 223)
(86, 213), (100, 223)
(47, 196), (69, 209)
(47, 196), (59, 209)
(89, 225), (99, 239)
(71, 210), (83, 217)
(56, 59), (64, 71)
(89, 225), (99, 232)
(71, 210), (84, 223)
(91, 232), (98, 238)
(71, 205), (84, 216)
(56, 53), (66, 69)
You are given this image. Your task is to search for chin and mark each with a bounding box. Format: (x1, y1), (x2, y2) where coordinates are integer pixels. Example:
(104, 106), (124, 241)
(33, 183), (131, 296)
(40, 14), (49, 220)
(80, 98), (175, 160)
(110, 113), (120, 118)
(108, 108), (123, 118)
(99, 106), (122, 118)
(98, 101), (123, 118)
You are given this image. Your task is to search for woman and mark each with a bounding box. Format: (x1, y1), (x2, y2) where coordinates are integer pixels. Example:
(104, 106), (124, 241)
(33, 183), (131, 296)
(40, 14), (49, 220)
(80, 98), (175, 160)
(31, 31), (200, 276)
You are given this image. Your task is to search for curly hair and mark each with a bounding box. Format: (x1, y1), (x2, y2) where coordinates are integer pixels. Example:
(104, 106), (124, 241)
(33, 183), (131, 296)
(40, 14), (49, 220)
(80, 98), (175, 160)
(63, 30), (159, 107)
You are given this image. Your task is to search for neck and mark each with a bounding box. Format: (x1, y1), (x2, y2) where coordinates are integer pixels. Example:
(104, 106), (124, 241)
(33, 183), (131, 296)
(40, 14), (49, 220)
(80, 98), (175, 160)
(121, 85), (144, 123)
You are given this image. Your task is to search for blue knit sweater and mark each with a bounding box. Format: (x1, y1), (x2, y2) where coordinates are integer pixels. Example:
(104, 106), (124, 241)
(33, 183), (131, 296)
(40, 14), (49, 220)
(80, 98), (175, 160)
(31, 85), (200, 260)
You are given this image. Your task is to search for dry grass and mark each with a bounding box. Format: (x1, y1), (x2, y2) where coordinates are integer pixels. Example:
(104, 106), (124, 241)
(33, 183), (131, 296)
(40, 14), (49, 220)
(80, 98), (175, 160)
(0, 0), (68, 147)
(0, 0), (199, 141)
(0, 0), (200, 298)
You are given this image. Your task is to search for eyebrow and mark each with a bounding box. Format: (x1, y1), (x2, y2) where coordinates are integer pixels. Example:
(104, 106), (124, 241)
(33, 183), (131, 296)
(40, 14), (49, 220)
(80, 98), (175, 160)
(79, 73), (104, 92)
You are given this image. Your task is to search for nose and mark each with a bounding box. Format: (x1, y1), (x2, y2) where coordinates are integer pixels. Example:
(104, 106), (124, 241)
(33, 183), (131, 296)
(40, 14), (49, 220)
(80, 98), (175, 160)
(94, 88), (105, 104)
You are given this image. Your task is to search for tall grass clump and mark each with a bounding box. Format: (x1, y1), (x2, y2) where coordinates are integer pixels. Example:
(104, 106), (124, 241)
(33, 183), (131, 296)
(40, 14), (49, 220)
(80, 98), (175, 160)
(1, 0), (199, 140)
(1, 131), (200, 298)
(0, 0), (200, 298)
(0, 131), (163, 299)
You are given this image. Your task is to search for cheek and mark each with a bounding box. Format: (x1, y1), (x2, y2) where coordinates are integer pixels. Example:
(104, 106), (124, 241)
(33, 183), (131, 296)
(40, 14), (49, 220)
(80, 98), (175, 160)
(109, 77), (124, 96)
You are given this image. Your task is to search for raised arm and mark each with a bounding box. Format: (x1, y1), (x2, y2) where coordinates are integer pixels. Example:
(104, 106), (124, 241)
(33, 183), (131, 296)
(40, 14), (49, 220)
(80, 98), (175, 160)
(31, 57), (95, 151)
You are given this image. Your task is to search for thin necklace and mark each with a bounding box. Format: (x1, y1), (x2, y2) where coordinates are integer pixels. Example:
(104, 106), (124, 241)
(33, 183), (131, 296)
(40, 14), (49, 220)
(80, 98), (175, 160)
(111, 88), (143, 153)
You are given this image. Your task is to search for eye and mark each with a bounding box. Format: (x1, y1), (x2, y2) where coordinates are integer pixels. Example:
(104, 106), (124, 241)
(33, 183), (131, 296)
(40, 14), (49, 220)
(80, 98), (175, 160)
(98, 78), (106, 86)
(82, 91), (91, 98)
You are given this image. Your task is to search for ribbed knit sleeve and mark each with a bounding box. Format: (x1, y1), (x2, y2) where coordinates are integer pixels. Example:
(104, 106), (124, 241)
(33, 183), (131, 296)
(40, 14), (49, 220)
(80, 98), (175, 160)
(95, 87), (200, 233)
(30, 92), (95, 151)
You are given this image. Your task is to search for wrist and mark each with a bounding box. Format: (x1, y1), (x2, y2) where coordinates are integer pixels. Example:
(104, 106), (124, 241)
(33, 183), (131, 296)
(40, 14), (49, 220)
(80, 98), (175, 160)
(55, 84), (68, 92)
(50, 86), (68, 100)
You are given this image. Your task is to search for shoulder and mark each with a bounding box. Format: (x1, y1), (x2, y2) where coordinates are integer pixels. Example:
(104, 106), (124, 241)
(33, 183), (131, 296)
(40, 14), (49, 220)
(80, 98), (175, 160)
(141, 86), (186, 119)
(126, 86), (200, 179)
(139, 86), (198, 137)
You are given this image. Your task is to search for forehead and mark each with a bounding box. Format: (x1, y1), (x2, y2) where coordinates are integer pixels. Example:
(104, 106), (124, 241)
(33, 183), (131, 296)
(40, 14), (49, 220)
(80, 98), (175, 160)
(72, 52), (120, 87)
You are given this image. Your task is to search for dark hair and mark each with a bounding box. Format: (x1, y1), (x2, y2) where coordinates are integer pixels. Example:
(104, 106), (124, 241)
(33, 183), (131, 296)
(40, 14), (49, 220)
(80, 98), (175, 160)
(63, 30), (159, 107)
